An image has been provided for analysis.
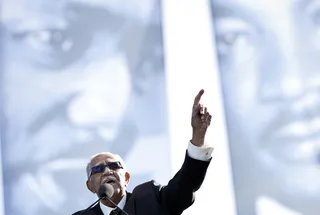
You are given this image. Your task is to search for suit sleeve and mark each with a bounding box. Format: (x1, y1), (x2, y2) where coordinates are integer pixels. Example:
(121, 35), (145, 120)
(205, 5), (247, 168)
(157, 147), (212, 214)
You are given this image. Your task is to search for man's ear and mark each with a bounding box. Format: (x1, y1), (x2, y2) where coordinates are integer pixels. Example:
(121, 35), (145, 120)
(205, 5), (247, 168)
(124, 172), (131, 187)
(86, 180), (96, 194)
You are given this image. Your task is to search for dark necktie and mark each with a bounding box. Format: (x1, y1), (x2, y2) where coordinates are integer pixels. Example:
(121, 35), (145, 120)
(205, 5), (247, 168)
(110, 207), (121, 215)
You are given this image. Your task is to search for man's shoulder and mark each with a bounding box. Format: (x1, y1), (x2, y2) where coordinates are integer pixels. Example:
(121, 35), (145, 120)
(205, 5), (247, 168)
(131, 180), (165, 197)
(133, 180), (163, 190)
(128, 180), (167, 211)
(71, 210), (84, 215)
(71, 208), (98, 215)
(71, 203), (100, 215)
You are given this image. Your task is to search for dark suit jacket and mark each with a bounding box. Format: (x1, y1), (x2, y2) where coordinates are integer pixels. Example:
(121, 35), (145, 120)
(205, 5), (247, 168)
(72, 151), (211, 215)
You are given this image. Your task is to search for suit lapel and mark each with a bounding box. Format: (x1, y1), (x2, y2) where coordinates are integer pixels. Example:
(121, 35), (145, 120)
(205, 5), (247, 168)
(92, 203), (104, 215)
(126, 192), (132, 203)
(86, 193), (133, 215)
(90, 193), (133, 215)
(124, 192), (135, 215)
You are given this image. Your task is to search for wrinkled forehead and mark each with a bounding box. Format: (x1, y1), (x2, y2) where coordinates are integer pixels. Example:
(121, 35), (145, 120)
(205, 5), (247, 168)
(1, 0), (77, 31)
(211, 0), (319, 15)
(1, 0), (157, 28)
(211, 0), (319, 36)
(212, 0), (313, 7)
(1, 0), (113, 27)
(90, 153), (121, 166)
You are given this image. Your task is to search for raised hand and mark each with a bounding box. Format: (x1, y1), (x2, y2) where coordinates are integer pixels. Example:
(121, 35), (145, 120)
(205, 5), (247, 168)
(191, 89), (212, 147)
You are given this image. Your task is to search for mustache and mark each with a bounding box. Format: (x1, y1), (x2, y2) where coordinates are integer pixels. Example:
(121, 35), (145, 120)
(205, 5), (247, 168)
(261, 97), (320, 142)
(27, 94), (78, 135)
(25, 92), (117, 137)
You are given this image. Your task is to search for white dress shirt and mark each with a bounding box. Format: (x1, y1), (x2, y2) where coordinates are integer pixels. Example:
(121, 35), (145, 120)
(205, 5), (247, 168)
(99, 141), (213, 214)
(100, 194), (127, 215)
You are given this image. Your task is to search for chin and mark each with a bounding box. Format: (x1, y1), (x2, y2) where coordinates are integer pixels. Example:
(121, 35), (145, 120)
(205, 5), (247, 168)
(107, 183), (120, 193)
(113, 187), (122, 195)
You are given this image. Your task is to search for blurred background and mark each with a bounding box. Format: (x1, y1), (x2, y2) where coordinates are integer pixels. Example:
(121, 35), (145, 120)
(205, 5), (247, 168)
(1, 0), (319, 215)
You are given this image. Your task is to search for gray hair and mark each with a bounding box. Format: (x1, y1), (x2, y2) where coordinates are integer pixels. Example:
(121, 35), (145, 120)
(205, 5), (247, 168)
(86, 152), (126, 179)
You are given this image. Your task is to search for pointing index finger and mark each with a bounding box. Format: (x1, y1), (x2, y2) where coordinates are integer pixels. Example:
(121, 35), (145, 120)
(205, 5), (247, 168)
(193, 89), (204, 106)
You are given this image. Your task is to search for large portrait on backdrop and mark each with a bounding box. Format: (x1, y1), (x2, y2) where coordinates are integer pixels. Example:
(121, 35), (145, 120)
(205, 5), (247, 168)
(0, 1), (170, 215)
(210, 0), (320, 214)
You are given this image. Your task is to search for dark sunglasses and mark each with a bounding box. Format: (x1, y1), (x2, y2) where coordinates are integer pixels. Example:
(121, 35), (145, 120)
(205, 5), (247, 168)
(89, 161), (123, 177)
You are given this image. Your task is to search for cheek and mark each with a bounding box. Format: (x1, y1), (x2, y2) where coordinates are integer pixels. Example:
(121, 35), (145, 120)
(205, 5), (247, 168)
(117, 172), (127, 186)
(91, 177), (101, 190)
(222, 63), (259, 116)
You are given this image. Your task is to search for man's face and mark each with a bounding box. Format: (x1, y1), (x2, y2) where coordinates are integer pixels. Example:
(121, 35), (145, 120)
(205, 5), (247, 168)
(1, 0), (136, 214)
(2, 0), (132, 164)
(212, 0), (320, 200)
(87, 153), (130, 202)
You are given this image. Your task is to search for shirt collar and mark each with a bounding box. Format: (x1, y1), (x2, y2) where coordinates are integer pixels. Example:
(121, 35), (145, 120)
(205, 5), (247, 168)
(99, 194), (127, 215)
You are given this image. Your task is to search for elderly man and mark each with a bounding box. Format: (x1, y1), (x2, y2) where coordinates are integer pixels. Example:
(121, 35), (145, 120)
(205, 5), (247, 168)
(72, 89), (213, 215)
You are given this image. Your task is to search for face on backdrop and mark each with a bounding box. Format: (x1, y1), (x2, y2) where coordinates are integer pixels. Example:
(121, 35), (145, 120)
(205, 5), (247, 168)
(211, 0), (320, 213)
(2, 0), (133, 163)
(1, 0), (160, 214)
